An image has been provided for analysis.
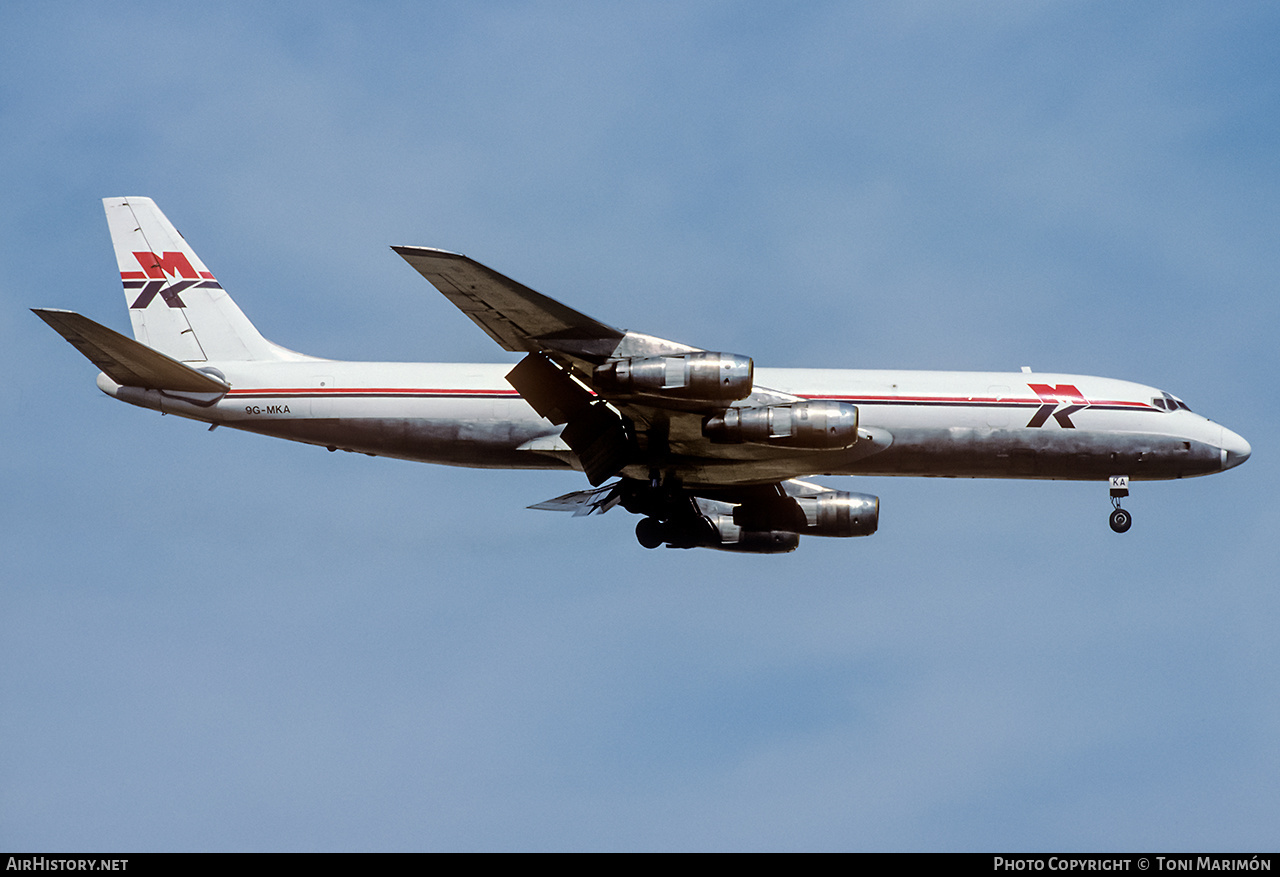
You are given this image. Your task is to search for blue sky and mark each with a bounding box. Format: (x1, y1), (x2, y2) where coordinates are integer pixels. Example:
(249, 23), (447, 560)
(2, 2), (1277, 851)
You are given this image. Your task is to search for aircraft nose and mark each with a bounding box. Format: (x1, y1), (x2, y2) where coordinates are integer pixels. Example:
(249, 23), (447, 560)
(1220, 426), (1251, 471)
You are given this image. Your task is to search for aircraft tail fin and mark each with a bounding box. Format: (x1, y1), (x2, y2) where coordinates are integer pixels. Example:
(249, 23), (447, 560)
(105, 197), (298, 362)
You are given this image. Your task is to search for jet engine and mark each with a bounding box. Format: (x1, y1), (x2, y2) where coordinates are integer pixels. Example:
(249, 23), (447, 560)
(706, 515), (802, 553)
(594, 352), (753, 403)
(703, 400), (859, 449)
(636, 514), (800, 553)
(633, 490), (877, 552)
(732, 491), (879, 538)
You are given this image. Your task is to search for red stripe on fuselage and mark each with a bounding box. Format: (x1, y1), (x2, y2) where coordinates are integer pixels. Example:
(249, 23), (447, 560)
(226, 387), (523, 398)
(799, 393), (1153, 410)
(221, 387), (1156, 411)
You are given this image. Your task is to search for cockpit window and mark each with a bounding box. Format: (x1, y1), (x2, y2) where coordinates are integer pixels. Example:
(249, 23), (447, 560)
(1152, 392), (1192, 412)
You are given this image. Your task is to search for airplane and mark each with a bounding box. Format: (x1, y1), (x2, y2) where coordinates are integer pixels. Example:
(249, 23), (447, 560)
(33, 197), (1251, 553)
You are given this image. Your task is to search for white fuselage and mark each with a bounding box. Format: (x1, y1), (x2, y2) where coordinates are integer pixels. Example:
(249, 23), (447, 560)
(98, 360), (1250, 487)
(41, 196), (1247, 549)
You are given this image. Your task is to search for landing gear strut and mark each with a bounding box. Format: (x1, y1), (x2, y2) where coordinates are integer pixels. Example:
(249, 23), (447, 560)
(1108, 475), (1132, 533)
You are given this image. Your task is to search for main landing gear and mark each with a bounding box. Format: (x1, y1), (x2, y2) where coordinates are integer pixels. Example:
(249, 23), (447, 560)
(1108, 475), (1132, 533)
(636, 516), (665, 549)
(631, 468), (718, 550)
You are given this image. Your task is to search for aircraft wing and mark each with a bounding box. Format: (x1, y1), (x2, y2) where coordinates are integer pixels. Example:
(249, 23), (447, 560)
(393, 247), (882, 487)
(531, 478), (847, 516)
(392, 246), (630, 363)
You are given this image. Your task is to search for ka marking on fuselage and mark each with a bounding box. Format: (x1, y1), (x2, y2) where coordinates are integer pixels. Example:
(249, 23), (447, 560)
(33, 197), (1251, 553)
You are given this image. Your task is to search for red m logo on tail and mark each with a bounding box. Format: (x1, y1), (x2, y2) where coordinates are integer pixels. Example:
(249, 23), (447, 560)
(126, 252), (203, 309)
(133, 251), (198, 279)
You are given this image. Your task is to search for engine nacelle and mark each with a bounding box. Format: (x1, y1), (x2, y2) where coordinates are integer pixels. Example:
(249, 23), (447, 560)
(635, 513), (800, 553)
(594, 352), (753, 403)
(706, 514), (801, 554)
(703, 400), (859, 449)
(795, 492), (878, 537)
(732, 491), (879, 538)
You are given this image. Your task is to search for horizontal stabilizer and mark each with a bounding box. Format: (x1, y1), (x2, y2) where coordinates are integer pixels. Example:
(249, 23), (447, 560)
(32, 308), (229, 393)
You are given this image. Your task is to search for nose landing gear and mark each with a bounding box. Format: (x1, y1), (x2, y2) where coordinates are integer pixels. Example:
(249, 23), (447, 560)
(1108, 475), (1132, 533)
(1109, 503), (1132, 533)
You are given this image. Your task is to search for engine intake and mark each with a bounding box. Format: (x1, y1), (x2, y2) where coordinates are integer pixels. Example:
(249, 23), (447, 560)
(703, 400), (859, 449)
(594, 352), (753, 403)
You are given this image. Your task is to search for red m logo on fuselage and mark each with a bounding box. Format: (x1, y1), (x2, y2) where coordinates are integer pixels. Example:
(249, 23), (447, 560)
(1026, 383), (1088, 428)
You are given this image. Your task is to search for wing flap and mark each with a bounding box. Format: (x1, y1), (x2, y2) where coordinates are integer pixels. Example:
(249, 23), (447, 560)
(529, 481), (623, 517)
(33, 308), (229, 393)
